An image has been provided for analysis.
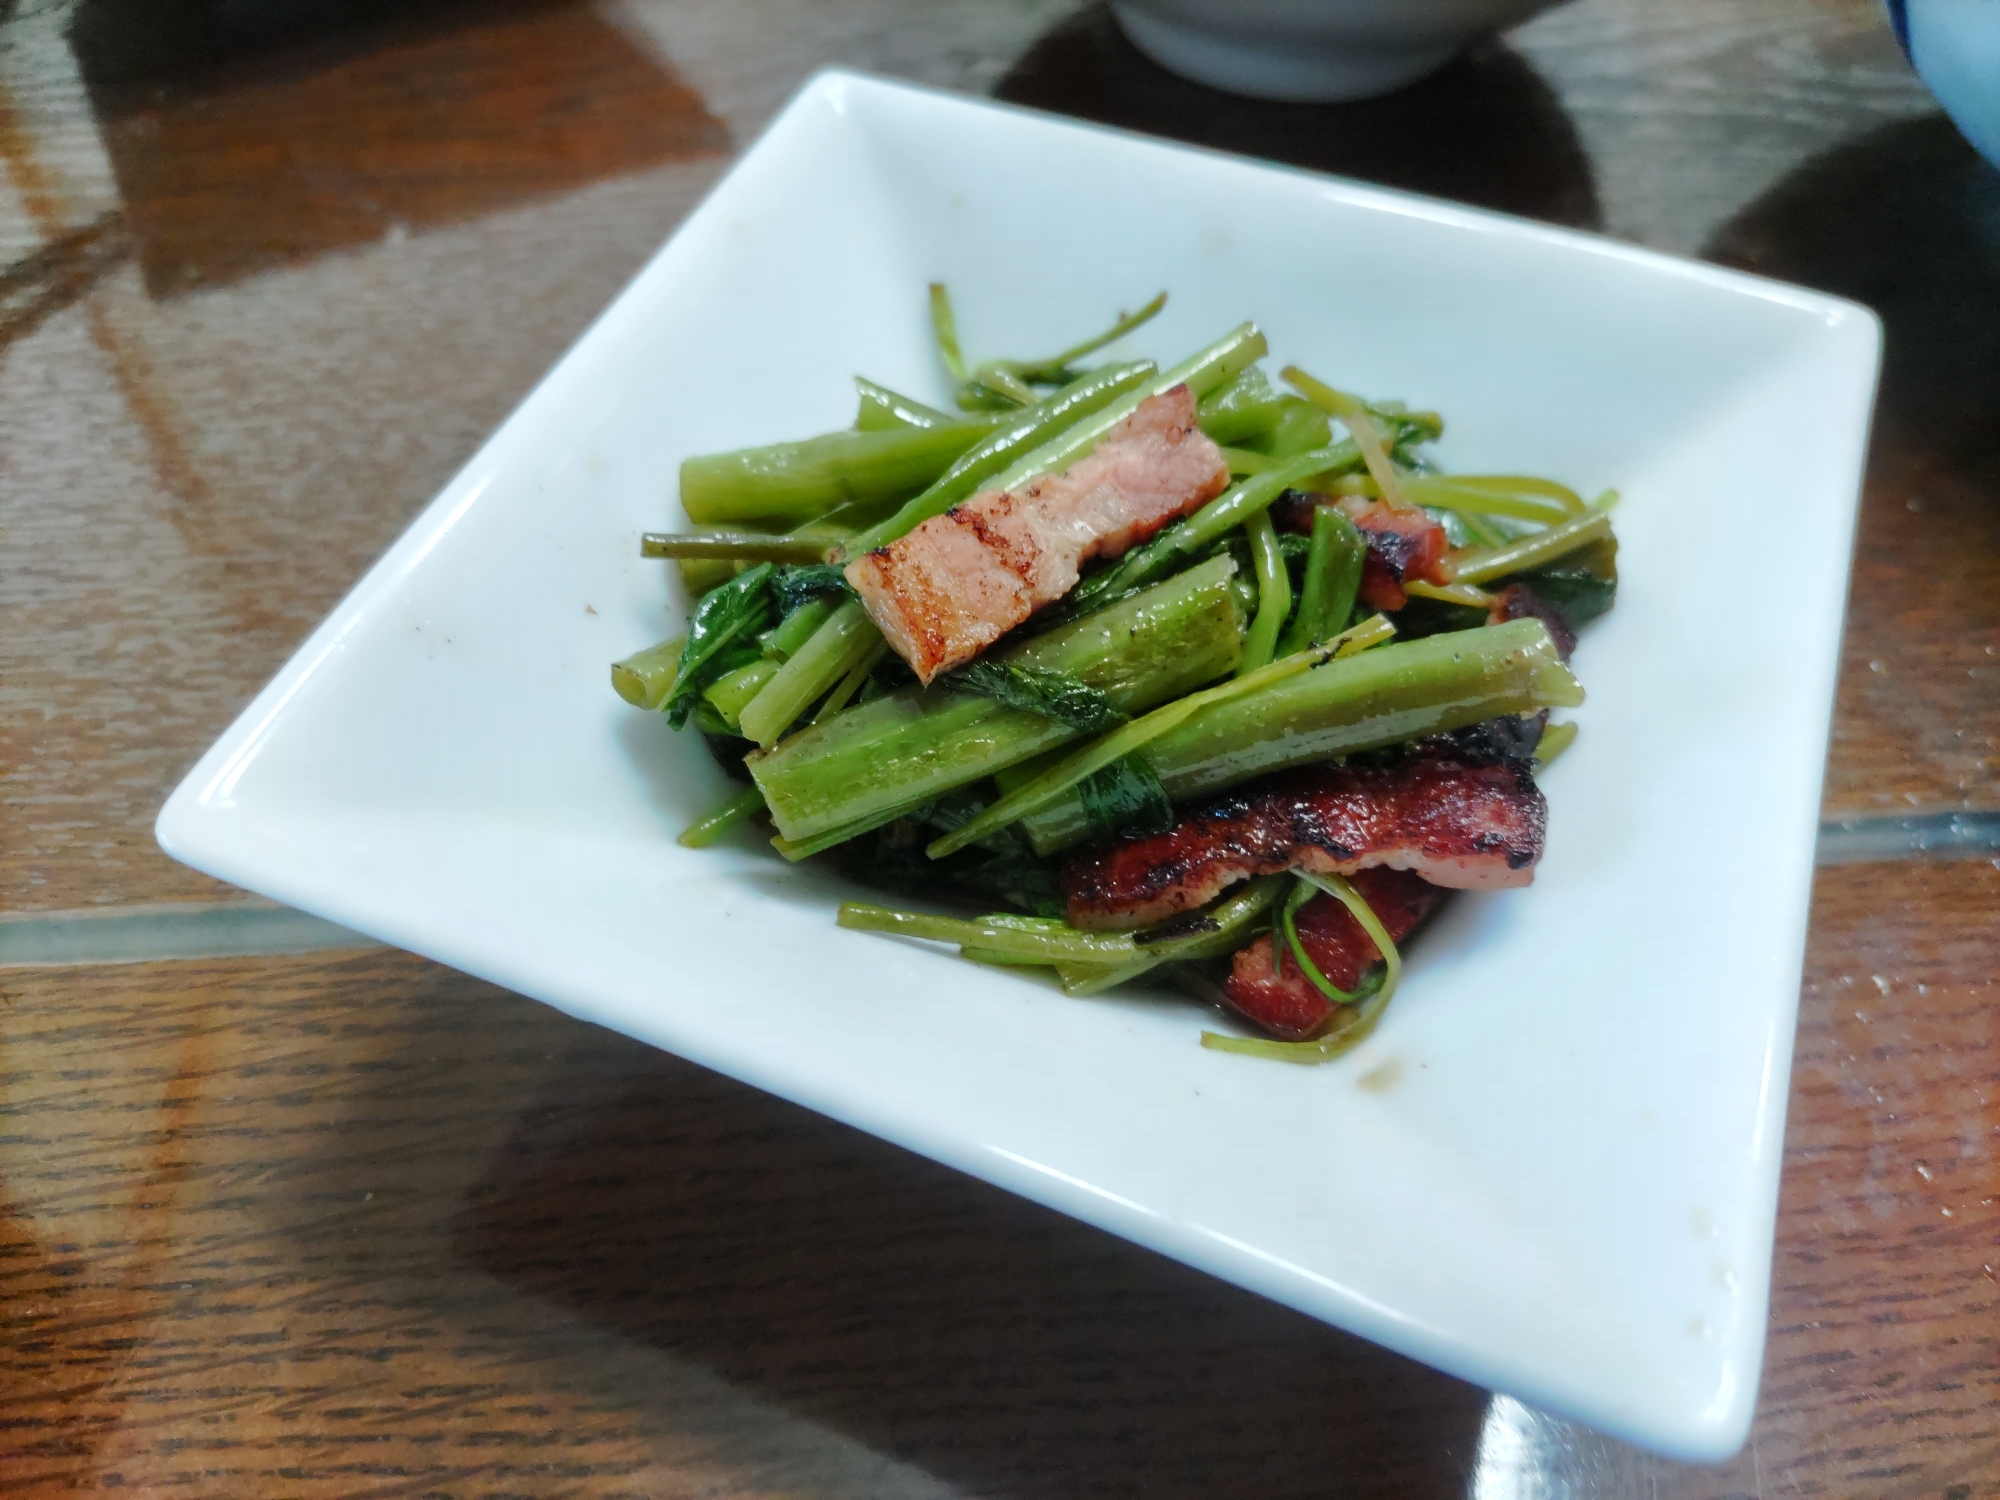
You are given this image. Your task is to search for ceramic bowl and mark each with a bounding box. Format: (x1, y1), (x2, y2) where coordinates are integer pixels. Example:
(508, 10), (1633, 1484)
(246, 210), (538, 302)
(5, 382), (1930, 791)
(1890, 0), (2000, 169)
(1109, 0), (1568, 102)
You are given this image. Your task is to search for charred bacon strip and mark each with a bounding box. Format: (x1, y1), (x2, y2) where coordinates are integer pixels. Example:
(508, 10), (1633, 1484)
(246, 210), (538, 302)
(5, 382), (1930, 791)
(1225, 867), (1447, 1040)
(1062, 753), (1546, 931)
(1342, 498), (1453, 612)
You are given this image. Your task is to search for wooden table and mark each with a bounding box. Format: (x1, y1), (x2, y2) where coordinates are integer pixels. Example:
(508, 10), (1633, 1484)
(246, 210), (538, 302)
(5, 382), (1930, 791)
(3, 0), (1996, 1493)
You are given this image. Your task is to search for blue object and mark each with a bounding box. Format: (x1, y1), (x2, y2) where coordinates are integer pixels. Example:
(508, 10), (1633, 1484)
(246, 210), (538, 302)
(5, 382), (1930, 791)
(1890, 0), (2000, 170)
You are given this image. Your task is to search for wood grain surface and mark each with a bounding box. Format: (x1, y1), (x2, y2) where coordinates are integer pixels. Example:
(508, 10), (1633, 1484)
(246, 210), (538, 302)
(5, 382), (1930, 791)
(4, 0), (1999, 1494)
(1, 859), (1995, 1497)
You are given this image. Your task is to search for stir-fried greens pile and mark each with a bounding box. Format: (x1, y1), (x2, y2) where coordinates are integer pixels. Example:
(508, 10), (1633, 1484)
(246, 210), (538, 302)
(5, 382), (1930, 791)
(614, 290), (1616, 1062)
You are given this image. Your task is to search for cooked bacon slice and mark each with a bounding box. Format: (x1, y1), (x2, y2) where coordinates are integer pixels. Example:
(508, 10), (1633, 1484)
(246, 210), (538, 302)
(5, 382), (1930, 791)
(1224, 868), (1447, 1040)
(1062, 754), (1546, 931)
(844, 386), (1230, 685)
(1336, 497), (1453, 612)
(1275, 492), (1453, 612)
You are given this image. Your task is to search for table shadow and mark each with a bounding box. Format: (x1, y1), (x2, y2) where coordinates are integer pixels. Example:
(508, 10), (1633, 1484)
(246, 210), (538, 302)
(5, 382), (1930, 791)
(1703, 112), (2000, 468)
(66, 0), (728, 298)
(453, 1052), (1488, 1498)
(994, 2), (1599, 231)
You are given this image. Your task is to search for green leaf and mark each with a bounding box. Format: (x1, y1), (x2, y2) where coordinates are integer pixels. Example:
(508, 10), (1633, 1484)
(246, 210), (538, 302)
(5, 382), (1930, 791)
(1511, 565), (1617, 631)
(664, 562), (776, 728)
(772, 563), (853, 615)
(1075, 754), (1175, 843)
(948, 661), (1129, 734)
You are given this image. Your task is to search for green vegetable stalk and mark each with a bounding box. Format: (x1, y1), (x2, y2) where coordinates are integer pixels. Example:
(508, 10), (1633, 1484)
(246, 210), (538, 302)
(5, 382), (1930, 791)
(1019, 617), (1583, 853)
(1238, 511), (1292, 675)
(1076, 443), (1361, 608)
(977, 324), (1271, 500)
(678, 787), (767, 849)
(642, 531), (834, 564)
(1284, 366), (1413, 509)
(1201, 871), (1404, 1064)
(1059, 875), (1287, 994)
(838, 905), (1141, 965)
(1196, 367), (1285, 445)
(843, 872), (1285, 994)
(736, 599), (881, 748)
(932, 284), (1170, 407)
(1000, 290), (1169, 386)
(855, 378), (955, 431)
(1274, 875), (1373, 1005)
(928, 620), (1392, 858)
(1533, 719), (1578, 767)
(1452, 509), (1615, 585)
(704, 658), (780, 727)
(1262, 397), (1335, 457)
(814, 639), (887, 722)
(679, 418), (1004, 527)
(1277, 504), (1365, 656)
(748, 555), (1246, 852)
(760, 596), (840, 661)
(1403, 476), (1575, 526)
(610, 635), (685, 710)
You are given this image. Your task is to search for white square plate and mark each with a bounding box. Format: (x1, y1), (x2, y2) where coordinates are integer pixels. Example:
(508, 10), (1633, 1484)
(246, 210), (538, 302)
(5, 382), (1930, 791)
(157, 71), (1880, 1460)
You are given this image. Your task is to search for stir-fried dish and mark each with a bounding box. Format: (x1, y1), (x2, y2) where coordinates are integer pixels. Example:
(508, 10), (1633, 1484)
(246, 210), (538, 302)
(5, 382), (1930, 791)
(613, 289), (1616, 1062)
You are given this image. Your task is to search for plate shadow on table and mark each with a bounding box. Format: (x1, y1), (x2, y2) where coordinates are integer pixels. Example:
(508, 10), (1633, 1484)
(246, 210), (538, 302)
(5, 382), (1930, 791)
(453, 1049), (1489, 1498)
(1704, 115), (2000, 811)
(993, 3), (1600, 232)
(1704, 113), (2000, 466)
(63, 0), (728, 298)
